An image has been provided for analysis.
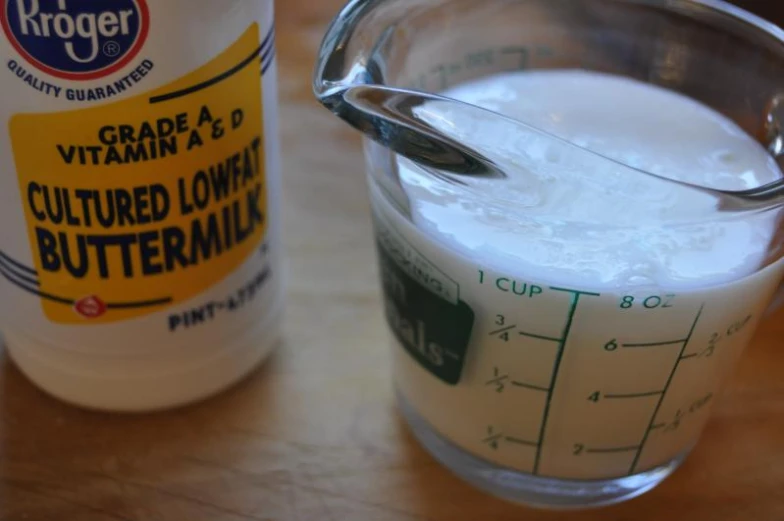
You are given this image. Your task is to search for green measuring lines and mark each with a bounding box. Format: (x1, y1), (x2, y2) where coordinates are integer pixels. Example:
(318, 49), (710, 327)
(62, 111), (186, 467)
(628, 304), (705, 474)
(488, 288), (705, 478)
(532, 287), (601, 476)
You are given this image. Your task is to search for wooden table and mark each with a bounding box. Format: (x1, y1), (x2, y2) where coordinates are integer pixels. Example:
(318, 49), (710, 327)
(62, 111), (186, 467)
(2, 1), (783, 520)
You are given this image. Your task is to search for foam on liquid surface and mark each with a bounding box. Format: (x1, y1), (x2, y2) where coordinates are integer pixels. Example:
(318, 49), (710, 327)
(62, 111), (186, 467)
(399, 70), (782, 289)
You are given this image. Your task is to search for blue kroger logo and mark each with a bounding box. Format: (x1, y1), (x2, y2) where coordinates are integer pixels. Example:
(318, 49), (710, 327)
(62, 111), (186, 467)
(1, 0), (149, 80)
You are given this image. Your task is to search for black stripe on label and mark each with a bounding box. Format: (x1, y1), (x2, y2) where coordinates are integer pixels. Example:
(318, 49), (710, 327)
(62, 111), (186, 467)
(150, 25), (276, 104)
(0, 264), (173, 312)
(261, 49), (276, 76)
(0, 250), (38, 276)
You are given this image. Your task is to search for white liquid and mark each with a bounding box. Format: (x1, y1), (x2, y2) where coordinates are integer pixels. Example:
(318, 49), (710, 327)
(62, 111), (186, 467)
(371, 71), (784, 479)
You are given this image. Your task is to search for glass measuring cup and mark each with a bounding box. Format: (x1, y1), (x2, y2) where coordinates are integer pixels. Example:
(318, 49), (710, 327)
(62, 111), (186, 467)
(314, 0), (784, 509)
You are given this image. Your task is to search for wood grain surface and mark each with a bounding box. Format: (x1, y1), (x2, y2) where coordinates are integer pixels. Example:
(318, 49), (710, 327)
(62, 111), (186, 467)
(2, 1), (783, 520)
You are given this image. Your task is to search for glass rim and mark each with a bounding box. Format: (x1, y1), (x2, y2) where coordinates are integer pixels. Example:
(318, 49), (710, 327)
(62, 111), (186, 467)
(316, 0), (784, 229)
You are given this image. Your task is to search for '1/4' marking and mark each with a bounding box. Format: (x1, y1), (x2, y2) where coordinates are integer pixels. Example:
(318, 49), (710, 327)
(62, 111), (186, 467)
(484, 426), (539, 450)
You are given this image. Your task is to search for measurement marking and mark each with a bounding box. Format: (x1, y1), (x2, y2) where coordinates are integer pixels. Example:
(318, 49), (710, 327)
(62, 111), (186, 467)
(487, 377), (509, 385)
(649, 423), (666, 431)
(511, 381), (550, 392)
(604, 391), (664, 399)
(623, 339), (687, 348)
(486, 368), (509, 392)
(629, 304), (704, 474)
(483, 434), (503, 444)
(505, 437), (539, 447)
(518, 331), (560, 342)
(679, 353), (699, 360)
(489, 325), (517, 336)
(550, 287), (602, 297)
(587, 445), (641, 454)
(533, 289), (599, 475)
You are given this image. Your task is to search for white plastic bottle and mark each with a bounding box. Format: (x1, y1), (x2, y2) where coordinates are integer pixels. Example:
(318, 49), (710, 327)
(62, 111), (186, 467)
(0, 0), (284, 411)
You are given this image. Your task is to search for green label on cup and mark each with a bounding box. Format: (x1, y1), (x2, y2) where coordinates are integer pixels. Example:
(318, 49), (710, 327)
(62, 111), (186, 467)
(375, 223), (475, 385)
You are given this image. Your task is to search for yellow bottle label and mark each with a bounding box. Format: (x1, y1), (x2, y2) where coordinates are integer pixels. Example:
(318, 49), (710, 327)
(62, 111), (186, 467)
(9, 23), (268, 324)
